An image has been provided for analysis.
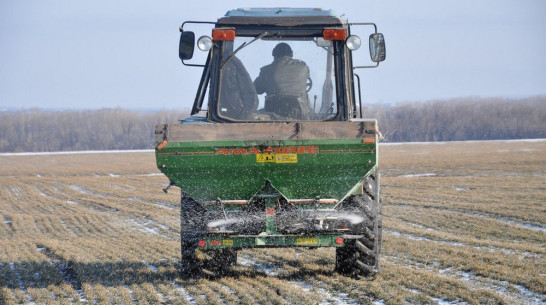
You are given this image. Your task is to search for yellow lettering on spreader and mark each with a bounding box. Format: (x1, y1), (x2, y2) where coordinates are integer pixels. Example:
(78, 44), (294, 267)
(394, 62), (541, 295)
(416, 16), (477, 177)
(296, 237), (318, 245)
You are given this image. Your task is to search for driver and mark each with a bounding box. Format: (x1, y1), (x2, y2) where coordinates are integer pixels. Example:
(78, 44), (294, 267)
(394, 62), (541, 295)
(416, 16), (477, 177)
(253, 43), (312, 120)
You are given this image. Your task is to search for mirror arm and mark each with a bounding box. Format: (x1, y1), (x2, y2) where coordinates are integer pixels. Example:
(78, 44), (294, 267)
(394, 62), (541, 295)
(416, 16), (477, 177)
(353, 62), (380, 69)
(191, 50), (212, 115)
(354, 73), (363, 118)
(348, 22), (378, 34)
(182, 60), (206, 68)
(348, 23), (385, 68)
(181, 20), (215, 31)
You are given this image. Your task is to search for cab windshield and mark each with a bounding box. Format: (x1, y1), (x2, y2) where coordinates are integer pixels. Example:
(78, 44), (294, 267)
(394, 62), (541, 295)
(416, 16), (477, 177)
(217, 36), (337, 121)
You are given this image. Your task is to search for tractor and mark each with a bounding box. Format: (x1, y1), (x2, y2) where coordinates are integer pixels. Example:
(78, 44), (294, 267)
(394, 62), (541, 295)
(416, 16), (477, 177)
(155, 8), (386, 278)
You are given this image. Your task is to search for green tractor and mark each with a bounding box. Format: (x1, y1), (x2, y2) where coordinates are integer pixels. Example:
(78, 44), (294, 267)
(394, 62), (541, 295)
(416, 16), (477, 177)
(155, 8), (386, 278)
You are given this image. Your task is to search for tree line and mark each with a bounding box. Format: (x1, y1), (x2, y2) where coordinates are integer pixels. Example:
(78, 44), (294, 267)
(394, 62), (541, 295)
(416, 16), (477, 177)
(363, 96), (545, 142)
(0, 109), (189, 152)
(0, 97), (544, 152)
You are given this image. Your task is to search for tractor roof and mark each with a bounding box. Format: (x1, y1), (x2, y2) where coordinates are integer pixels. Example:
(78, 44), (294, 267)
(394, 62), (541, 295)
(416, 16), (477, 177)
(217, 8), (347, 27)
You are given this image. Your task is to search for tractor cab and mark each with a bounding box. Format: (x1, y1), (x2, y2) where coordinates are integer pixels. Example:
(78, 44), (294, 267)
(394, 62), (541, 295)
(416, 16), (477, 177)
(178, 8), (385, 123)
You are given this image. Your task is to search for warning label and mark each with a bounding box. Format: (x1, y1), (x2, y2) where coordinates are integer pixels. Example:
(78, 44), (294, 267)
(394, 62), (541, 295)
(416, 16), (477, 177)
(256, 153), (298, 163)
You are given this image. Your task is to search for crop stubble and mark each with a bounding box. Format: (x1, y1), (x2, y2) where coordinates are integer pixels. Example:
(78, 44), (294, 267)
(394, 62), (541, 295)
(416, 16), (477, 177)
(0, 140), (544, 304)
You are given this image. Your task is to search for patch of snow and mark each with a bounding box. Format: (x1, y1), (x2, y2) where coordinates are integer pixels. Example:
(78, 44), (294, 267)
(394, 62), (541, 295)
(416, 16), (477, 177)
(385, 230), (430, 242)
(380, 139), (546, 146)
(432, 265), (546, 304)
(444, 269), (545, 304)
(239, 255), (279, 276)
(398, 173), (437, 178)
(75, 289), (88, 303)
(508, 283), (546, 304)
(452, 186), (469, 191)
(124, 285), (137, 303)
(406, 288), (421, 294)
(127, 218), (172, 237)
(293, 279), (363, 305)
(473, 213), (546, 232)
(153, 201), (177, 210)
(34, 186), (48, 197)
(173, 283), (199, 305)
(70, 185), (101, 196)
(58, 218), (71, 233)
(8, 262), (36, 304)
(130, 198), (176, 211)
(157, 223), (170, 230)
(142, 261), (158, 272)
(520, 223), (546, 232)
(155, 292), (166, 304)
(9, 186), (22, 198)
(132, 221), (160, 235)
(219, 284), (237, 295)
(137, 173), (164, 177)
(0, 149), (155, 156)
(386, 229), (531, 256)
(431, 297), (470, 305)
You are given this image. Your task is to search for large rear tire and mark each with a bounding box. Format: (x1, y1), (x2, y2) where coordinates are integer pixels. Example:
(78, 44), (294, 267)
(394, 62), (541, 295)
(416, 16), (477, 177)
(336, 171), (382, 278)
(201, 249), (237, 277)
(180, 239), (199, 277)
(180, 195), (237, 278)
(180, 196), (205, 277)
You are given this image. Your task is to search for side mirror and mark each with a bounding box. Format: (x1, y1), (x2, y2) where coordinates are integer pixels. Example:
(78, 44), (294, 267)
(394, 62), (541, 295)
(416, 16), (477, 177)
(179, 31), (195, 60)
(369, 33), (386, 62)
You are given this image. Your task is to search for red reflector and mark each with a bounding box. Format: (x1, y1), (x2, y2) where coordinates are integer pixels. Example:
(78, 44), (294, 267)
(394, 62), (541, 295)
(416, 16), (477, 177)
(266, 207), (276, 217)
(323, 29), (347, 40)
(212, 29), (236, 41)
(335, 237), (343, 245)
(157, 139), (168, 150)
(198, 240), (206, 247)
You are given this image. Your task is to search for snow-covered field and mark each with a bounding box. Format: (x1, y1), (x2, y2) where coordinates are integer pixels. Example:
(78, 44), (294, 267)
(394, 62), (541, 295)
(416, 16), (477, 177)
(0, 140), (544, 304)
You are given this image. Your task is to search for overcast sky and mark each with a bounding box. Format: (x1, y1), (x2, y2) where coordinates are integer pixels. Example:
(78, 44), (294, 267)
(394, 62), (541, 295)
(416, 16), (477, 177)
(1, 0), (545, 110)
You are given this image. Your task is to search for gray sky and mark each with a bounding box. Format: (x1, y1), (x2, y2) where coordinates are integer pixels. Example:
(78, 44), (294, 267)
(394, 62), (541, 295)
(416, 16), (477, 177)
(1, 0), (545, 110)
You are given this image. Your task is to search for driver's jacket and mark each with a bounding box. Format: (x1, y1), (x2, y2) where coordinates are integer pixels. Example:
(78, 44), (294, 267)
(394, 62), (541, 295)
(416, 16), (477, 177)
(254, 56), (311, 120)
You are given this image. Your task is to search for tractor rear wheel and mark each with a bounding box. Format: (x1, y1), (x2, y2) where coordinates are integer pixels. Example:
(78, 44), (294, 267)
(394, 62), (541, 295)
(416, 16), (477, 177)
(180, 239), (199, 277)
(336, 171), (382, 278)
(180, 196), (237, 278)
(201, 249), (237, 277)
(180, 196), (205, 277)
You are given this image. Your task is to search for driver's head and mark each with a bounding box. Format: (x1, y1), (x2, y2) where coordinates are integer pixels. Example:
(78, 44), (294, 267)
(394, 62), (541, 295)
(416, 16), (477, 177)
(272, 43), (293, 58)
